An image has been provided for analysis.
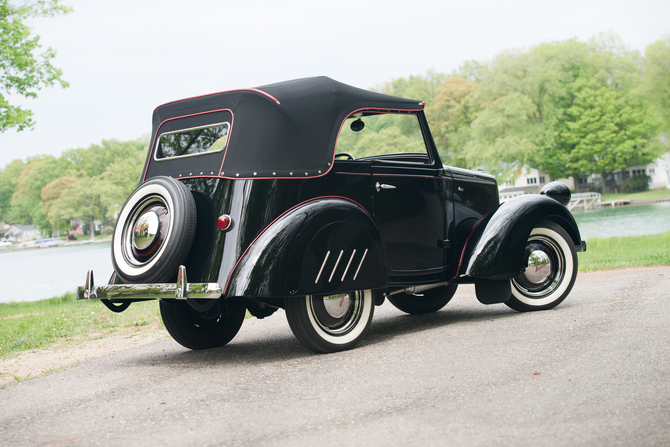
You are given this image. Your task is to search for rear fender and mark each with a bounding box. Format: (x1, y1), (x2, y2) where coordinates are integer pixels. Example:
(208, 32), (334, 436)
(461, 194), (582, 280)
(225, 198), (385, 298)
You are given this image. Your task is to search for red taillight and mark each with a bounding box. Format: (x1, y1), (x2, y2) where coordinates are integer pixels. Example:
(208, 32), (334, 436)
(217, 215), (233, 231)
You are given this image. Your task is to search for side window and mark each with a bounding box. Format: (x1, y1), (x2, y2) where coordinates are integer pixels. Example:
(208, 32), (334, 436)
(335, 113), (430, 163)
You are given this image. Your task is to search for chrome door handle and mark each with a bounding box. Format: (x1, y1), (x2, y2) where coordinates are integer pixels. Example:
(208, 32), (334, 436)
(375, 182), (396, 192)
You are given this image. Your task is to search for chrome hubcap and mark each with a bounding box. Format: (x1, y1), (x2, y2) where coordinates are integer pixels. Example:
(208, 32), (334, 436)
(132, 210), (160, 251)
(523, 249), (553, 284)
(310, 292), (362, 335)
(122, 196), (170, 266)
(513, 235), (565, 298)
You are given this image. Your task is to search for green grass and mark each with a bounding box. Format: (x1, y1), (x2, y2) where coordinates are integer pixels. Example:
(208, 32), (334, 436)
(600, 187), (670, 203)
(578, 231), (670, 272)
(0, 293), (163, 359)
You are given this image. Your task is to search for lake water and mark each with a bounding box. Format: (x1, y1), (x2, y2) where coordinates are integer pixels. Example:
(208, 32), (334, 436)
(1, 202), (668, 304)
(0, 242), (113, 304)
(571, 202), (670, 239)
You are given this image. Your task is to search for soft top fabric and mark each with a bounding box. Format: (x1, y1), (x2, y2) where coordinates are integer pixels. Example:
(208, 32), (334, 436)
(145, 77), (424, 180)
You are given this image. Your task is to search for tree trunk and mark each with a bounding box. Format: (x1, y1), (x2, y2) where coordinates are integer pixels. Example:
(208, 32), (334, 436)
(89, 215), (95, 241)
(600, 172), (609, 195)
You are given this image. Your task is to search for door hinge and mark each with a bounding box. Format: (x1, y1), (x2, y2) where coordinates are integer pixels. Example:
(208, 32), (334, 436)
(437, 239), (451, 248)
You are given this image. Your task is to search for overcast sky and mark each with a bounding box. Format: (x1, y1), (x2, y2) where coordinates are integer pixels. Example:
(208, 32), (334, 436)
(1, 0), (668, 168)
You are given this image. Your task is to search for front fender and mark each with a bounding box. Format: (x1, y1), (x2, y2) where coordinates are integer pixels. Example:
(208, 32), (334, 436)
(461, 194), (582, 280)
(225, 197), (385, 298)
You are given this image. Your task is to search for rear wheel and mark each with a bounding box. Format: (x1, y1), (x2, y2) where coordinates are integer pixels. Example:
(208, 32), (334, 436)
(387, 283), (457, 314)
(160, 300), (246, 350)
(506, 221), (577, 312)
(285, 290), (374, 353)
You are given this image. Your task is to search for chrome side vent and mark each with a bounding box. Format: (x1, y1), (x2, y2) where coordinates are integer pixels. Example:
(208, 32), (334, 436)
(315, 251), (331, 284)
(328, 250), (344, 283)
(341, 250), (357, 282)
(314, 248), (368, 285)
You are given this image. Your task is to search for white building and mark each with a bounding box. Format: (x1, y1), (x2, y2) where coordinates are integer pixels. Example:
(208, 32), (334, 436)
(498, 167), (574, 202)
(2, 225), (40, 242)
(498, 152), (670, 199)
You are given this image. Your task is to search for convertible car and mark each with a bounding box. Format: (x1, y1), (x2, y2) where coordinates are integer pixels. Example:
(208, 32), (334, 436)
(77, 77), (586, 353)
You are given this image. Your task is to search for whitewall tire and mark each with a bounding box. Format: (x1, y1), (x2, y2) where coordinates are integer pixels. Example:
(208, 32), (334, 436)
(506, 221), (578, 312)
(285, 290), (374, 353)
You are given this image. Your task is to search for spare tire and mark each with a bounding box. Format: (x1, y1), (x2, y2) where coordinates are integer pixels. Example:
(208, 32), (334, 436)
(112, 176), (197, 283)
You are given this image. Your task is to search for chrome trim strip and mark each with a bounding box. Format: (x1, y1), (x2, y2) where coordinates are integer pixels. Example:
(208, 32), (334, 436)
(315, 251), (330, 284)
(353, 248), (368, 281)
(329, 250), (344, 283)
(341, 249), (356, 282)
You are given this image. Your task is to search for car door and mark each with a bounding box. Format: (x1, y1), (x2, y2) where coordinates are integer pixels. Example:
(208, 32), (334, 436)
(371, 161), (448, 275)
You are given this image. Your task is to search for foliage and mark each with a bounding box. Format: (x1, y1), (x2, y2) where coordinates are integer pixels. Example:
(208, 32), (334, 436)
(336, 114), (425, 159)
(642, 36), (670, 133)
(9, 155), (66, 227)
(40, 176), (77, 230)
(0, 158), (25, 220)
(382, 34), (667, 190)
(620, 174), (650, 193)
(0, 0), (72, 133)
(561, 78), (655, 192)
(425, 76), (480, 165)
(0, 139), (146, 235)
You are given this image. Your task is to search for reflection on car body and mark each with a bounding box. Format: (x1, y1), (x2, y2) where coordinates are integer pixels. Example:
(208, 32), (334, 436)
(77, 77), (586, 353)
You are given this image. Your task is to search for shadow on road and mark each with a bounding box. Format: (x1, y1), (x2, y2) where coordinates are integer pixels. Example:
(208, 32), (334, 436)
(130, 300), (552, 368)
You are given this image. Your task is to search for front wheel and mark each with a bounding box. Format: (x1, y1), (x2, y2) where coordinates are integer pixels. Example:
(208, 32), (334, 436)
(285, 291), (374, 353)
(506, 221), (578, 312)
(160, 300), (246, 350)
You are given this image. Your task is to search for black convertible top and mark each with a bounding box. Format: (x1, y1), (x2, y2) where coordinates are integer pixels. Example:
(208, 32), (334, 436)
(144, 77), (424, 180)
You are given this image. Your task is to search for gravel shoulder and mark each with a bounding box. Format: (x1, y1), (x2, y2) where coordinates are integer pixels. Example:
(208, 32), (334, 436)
(0, 324), (167, 387)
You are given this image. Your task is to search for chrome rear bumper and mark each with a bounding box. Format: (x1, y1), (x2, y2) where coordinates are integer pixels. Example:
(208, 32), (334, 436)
(76, 265), (223, 301)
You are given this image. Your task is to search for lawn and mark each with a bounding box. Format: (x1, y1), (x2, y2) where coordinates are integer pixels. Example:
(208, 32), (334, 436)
(600, 187), (670, 203)
(577, 231), (670, 272)
(0, 294), (163, 359)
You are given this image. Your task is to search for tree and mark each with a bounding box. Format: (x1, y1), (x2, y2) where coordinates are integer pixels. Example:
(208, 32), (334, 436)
(61, 139), (146, 178)
(9, 155), (66, 228)
(0, 158), (25, 220)
(40, 175), (77, 231)
(426, 76), (481, 165)
(376, 69), (448, 104)
(0, 0), (71, 133)
(48, 177), (106, 240)
(643, 37), (670, 133)
(562, 79), (657, 193)
(97, 150), (144, 218)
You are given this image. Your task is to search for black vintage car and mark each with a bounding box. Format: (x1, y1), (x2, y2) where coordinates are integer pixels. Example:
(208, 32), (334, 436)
(78, 77), (586, 353)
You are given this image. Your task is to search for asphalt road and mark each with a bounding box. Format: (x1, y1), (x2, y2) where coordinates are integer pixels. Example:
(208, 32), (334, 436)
(1, 267), (669, 446)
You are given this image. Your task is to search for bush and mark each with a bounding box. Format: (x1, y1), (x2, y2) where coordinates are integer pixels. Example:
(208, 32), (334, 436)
(621, 174), (650, 193)
(100, 227), (114, 236)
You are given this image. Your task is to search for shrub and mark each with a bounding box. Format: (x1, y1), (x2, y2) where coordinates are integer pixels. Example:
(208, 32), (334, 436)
(621, 174), (650, 193)
(100, 227), (114, 236)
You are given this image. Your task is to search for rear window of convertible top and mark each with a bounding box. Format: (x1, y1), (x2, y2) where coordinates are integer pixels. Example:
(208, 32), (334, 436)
(155, 122), (230, 160)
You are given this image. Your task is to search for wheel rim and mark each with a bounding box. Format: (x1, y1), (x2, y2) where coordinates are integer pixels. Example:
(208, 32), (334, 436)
(122, 195), (171, 267)
(309, 292), (363, 336)
(512, 234), (565, 299)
